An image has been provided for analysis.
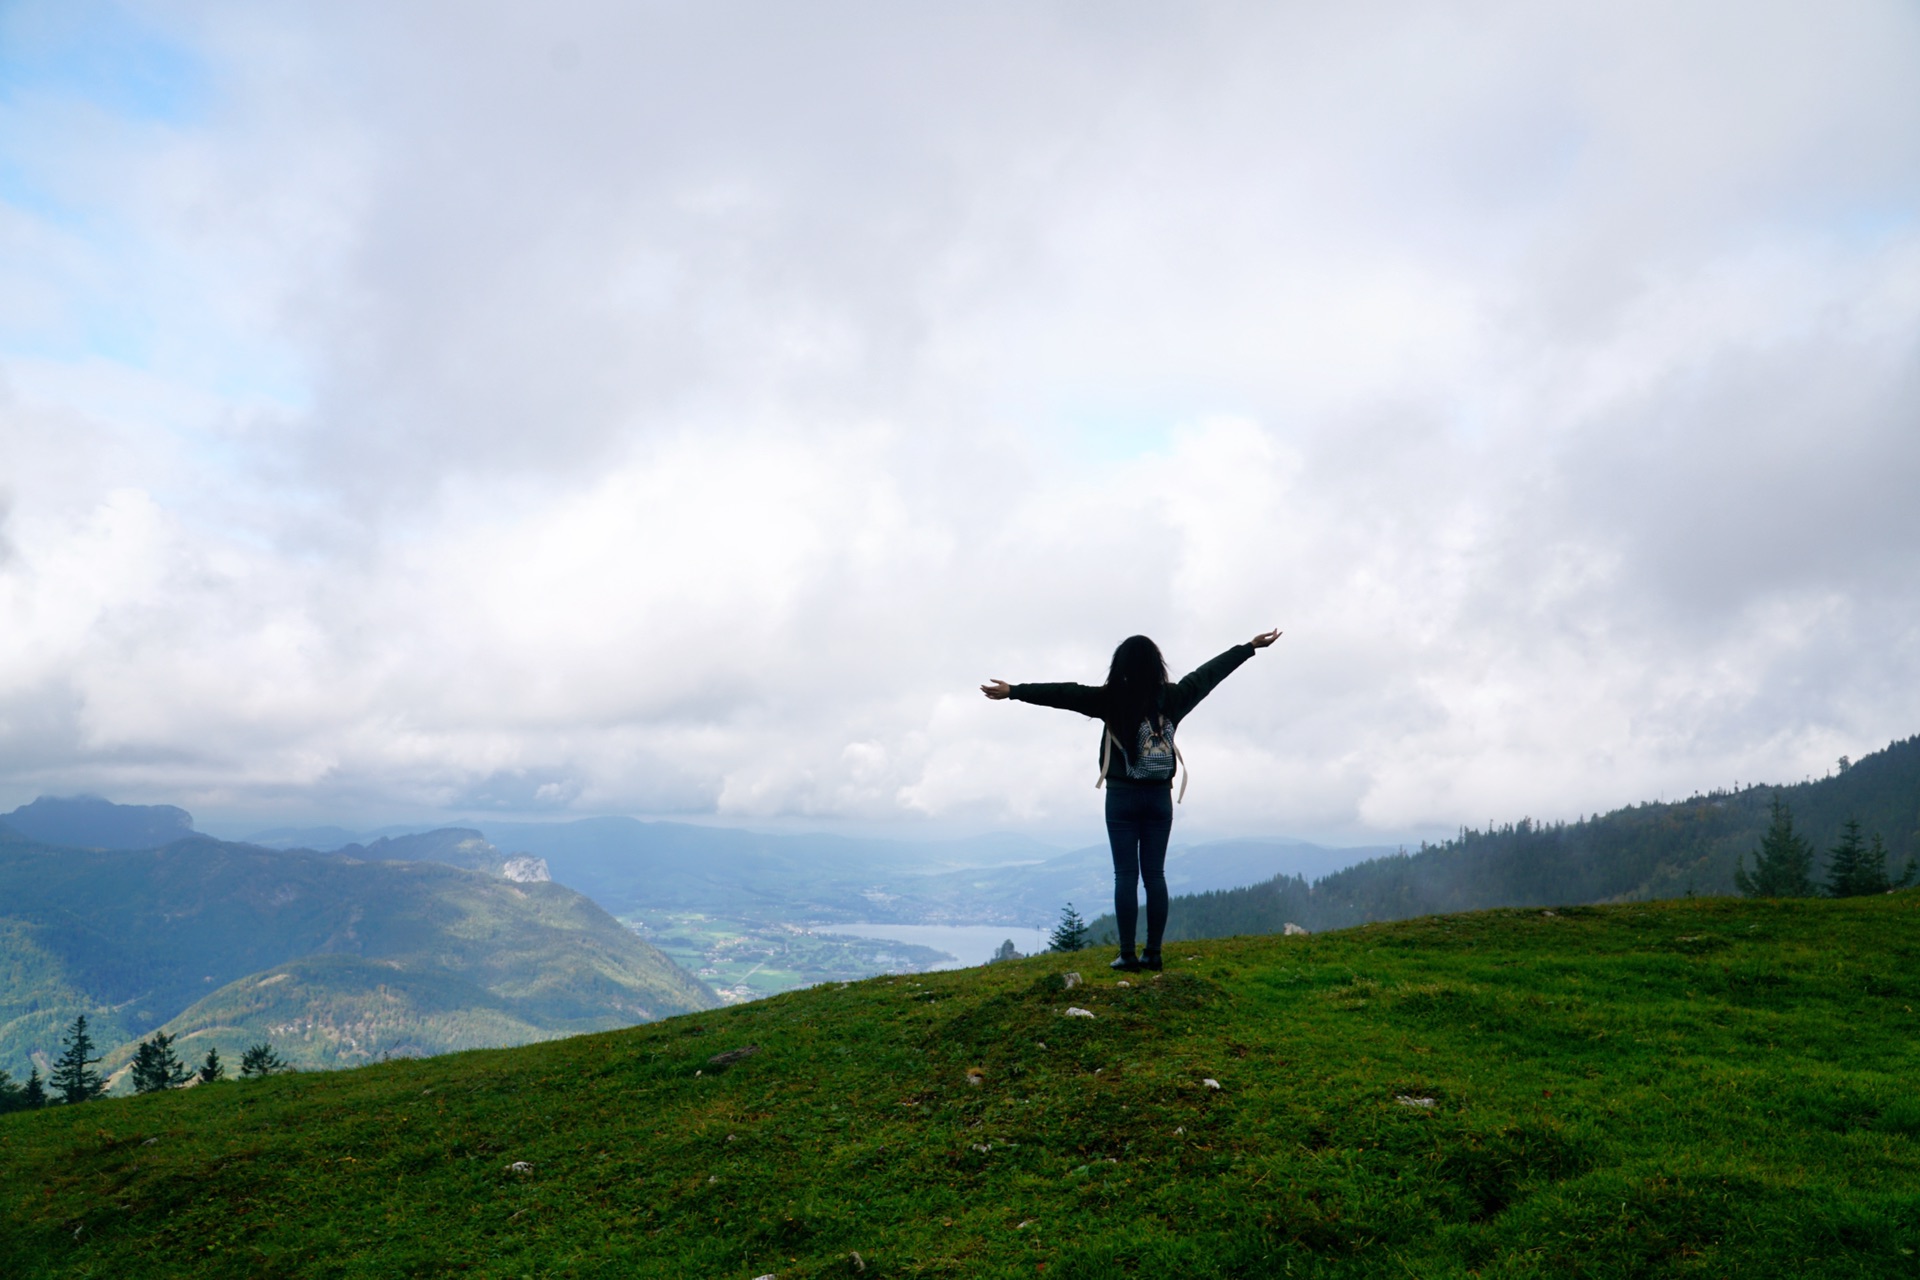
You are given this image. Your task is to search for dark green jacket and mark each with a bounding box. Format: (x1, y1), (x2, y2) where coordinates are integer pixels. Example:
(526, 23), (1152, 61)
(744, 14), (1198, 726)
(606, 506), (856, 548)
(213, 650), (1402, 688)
(1010, 643), (1256, 787)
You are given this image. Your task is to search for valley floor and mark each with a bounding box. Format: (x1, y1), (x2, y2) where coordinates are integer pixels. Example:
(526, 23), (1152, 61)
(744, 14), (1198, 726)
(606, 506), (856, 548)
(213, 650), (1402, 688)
(624, 911), (963, 1001)
(3, 893), (1917, 1277)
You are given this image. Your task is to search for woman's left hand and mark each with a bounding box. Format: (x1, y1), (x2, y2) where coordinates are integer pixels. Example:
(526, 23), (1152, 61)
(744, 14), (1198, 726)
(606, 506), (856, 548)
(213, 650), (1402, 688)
(1250, 628), (1282, 648)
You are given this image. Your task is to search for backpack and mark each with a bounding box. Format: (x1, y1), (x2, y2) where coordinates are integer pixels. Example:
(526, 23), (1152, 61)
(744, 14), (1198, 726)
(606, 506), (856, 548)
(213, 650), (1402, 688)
(1099, 713), (1189, 803)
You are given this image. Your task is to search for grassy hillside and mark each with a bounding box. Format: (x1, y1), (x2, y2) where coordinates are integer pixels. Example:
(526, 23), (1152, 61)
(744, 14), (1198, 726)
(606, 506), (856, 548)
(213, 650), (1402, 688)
(0, 833), (718, 1078)
(1102, 733), (1920, 943)
(104, 955), (592, 1078)
(3, 893), (1915, 1277)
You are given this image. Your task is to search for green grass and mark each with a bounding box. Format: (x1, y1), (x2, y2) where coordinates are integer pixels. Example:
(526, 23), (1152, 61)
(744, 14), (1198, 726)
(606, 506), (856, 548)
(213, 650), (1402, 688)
(4, 894), (1917, 1278)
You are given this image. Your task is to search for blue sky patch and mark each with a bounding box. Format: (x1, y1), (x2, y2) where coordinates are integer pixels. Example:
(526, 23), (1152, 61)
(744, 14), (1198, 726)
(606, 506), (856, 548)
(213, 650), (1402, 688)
(0, 0), (210, 124)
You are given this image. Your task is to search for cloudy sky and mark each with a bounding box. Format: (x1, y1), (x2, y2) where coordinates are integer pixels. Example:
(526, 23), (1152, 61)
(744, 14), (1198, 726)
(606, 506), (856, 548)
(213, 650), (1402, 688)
(2, 1), (1917, 845)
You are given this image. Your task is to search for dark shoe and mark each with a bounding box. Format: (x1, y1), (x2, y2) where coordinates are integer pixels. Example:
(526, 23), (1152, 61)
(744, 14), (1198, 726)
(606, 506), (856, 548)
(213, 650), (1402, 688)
(1109, 954), (1141, 973)
(1138, 952), (1164, 972)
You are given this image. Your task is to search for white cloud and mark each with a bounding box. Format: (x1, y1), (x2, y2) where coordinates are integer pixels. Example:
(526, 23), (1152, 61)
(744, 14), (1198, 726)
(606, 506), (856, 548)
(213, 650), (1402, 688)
(0, 1), (1917, 841)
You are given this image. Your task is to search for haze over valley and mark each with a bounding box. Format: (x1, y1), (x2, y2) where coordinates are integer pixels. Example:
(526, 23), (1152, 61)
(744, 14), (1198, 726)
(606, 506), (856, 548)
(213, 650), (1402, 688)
(7, 721), (1915, 1088)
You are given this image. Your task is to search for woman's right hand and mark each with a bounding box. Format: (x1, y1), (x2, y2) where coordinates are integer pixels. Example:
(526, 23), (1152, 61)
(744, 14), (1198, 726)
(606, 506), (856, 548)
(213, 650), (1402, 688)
(981, 679), (1012, 700)
(1250, 628), (1282, 648)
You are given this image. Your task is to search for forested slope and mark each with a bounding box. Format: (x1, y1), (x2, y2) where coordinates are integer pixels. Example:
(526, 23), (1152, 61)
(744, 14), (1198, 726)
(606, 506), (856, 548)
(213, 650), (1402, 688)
(0, 829), (718, 1078)
(1105, 734), (1920, 943)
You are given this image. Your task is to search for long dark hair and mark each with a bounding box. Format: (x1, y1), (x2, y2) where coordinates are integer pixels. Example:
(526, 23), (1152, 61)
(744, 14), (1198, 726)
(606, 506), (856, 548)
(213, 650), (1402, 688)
(1104, 635), (1168, 735)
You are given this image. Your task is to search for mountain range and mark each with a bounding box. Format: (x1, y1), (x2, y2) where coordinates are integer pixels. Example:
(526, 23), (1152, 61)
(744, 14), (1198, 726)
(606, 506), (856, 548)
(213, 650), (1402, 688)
(262, 815), (1395, 928)
(0, 806), (717, 1083)
(15, 730), (1909, 1084)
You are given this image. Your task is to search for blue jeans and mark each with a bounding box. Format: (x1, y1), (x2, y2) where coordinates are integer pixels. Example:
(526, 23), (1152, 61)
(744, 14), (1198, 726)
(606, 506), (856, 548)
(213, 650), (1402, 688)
(1105, 783), (1173, 957)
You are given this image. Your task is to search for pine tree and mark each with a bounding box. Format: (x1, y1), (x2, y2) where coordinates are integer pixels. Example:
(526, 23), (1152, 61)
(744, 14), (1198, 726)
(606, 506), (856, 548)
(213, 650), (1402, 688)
(1888, 835), (1920, 892)
(198, 1046), (226, 1084)
(130, 1031), (193, 1094)
(239, 1042), (288, 1078)
(1836, 830), (1915, 897)
(1823, 818), (1870, 897)
(22, 1067), (46, 1109)
(1048, 902), (1089, 953)
(0, 1069), (22, 1114)
(51, 1014), (108, 1104)
(1734, 797), (1814, 897)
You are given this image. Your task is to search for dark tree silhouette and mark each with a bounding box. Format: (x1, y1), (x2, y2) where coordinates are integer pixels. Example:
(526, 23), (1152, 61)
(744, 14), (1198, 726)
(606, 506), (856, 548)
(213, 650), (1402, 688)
(240, 1042), (288, 1078)
(1823, 818), (1870, 897)
(198, 1046), (226, 1084)
(130, 1031), (193, 1094)
(1826, 820), (1916, 897)
(1049, 902), (1090, 953)
(22, 1067), (47, 1109)
(52, 1014), (108, 1104)
(1734, 797), (1814, 898)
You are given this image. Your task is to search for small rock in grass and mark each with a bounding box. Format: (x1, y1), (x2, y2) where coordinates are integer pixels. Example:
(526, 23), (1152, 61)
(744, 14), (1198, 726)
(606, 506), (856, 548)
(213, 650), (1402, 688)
(1016, 1220), (1035, 1230)
(1202, 1078), (1222, 1090)
(709, 1175), (719, 1184)
(1115, 980), (1131, 987)
(1065, 1006), (1095, 1019)
(707, 1043), (762, 1068)
(1283, 922), (1309, 936)
(850, 1252), (866, 1271)
(1174, 1126), (1185, 1135)
(141, 1138), (159, 1146)
(1062, 972), (1082, 989)
(1396, 1095), (1437, 1109)
(506, 1161), (534, 1174)
(972, 1143), (990, 1152)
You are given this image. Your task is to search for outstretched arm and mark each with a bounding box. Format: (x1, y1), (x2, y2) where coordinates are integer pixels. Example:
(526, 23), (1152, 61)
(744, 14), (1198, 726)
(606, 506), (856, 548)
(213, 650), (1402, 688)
(1167, 627), (1281, 720)
(982, 678), (1105, 717)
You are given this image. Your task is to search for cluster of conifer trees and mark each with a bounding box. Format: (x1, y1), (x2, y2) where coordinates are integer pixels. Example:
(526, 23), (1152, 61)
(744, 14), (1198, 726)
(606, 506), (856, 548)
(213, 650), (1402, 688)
(1735, 798), (1917, 898)
(0, 1014), (290, 1113)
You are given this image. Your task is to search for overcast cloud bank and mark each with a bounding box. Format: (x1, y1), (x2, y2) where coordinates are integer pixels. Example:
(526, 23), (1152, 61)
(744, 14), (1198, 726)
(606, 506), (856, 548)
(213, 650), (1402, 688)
(2, 1), (1918, 842)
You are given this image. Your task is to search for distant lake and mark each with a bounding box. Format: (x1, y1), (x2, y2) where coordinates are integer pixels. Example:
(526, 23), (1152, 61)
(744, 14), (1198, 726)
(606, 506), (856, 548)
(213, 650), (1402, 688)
(818, 923), (1057, 969)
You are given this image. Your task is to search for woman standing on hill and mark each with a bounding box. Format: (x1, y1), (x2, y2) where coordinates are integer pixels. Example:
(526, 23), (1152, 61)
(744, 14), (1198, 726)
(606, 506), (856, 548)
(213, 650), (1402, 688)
(982, 628), (1281, 972)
